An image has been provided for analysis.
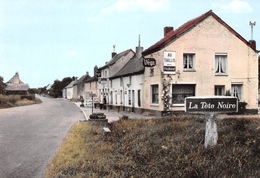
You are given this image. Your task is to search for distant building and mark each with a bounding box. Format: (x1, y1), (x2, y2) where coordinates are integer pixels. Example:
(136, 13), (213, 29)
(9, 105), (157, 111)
(5, 72), (30, 95)
(98, 48), (135, 105)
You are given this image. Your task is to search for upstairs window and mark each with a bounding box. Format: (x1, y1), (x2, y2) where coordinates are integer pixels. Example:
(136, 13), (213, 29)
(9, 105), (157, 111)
(150, 68), (154, 77)
(183, 53), (195, 70)
(215, 54), (227, 75)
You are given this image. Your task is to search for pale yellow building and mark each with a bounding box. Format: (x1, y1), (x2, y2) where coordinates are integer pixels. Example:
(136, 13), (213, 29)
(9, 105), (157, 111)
(142, 10), (258, 115)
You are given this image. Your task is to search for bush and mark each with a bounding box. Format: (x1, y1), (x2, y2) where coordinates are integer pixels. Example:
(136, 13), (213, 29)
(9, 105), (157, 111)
(21, 94), (35, 100)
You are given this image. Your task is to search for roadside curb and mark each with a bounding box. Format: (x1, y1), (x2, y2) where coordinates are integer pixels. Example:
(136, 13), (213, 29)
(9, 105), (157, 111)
(74, 103), (89, 121)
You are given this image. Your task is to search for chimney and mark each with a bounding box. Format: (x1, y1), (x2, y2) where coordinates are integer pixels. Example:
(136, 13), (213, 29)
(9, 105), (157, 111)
(136, 34), (143, 58)
(112, 45), (117, 58)
(164, 26), (174, 37)
(86, 71), (89, 76)
(249, 40), (256, 51)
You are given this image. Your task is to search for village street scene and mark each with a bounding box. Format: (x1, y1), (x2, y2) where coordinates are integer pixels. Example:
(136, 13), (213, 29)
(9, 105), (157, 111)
(1, 1), (260, 178)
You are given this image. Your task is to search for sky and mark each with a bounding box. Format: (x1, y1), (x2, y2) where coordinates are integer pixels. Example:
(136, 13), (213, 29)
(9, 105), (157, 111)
(0, 0), (259, 88)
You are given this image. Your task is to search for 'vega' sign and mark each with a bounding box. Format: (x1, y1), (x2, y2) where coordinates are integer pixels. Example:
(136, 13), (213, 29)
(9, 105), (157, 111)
(185, 96), (238, 113)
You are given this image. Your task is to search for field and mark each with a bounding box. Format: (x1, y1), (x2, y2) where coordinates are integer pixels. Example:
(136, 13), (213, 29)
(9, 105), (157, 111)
(46, 116), (260, 178)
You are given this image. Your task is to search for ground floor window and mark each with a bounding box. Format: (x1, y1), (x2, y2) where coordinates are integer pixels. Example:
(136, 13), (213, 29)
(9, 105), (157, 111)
(172, 84), (195, 104)
(151, 84), (159, 104)
(138, 90), (141, 107)
(215, 85), (225, 96)
(231, 84), (242, 101)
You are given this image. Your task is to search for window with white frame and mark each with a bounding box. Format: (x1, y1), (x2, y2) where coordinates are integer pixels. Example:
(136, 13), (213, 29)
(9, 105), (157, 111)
(215, 54), (227, 75)
(215, 85), (225, 96)
(231, 84), (242, 101)
(151, 84), (159, 104)
(183, 53), (195, 70)
(172, 84), (195, 104)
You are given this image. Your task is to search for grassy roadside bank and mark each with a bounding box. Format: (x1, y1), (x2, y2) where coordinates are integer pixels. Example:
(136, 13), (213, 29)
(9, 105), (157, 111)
(46, 117), (260, 178)
(0, 94), (41, 108)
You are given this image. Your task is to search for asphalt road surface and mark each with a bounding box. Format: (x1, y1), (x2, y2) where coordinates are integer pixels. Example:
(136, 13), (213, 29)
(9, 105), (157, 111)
(0, 96), (84, 178)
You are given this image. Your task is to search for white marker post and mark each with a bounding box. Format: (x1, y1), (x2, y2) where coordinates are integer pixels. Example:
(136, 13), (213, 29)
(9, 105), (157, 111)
(185, 96), (238, 148)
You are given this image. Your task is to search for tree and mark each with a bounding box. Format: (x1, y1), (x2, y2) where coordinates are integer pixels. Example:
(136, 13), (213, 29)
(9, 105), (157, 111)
(0, 76), (6, 95)
(49, 76), (76, 98)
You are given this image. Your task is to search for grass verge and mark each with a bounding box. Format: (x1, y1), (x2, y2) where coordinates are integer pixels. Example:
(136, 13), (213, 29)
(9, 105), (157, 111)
(46, 117), (260, 178)
(0, 94), (42, 108)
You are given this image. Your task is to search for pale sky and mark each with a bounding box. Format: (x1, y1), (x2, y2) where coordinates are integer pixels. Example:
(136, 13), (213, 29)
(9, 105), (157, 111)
(0, 0), (259, 88)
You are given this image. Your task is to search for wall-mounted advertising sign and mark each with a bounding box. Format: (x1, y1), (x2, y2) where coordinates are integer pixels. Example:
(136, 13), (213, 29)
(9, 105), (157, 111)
(143, 58), (156, 67)
(185, 96), (238, 113)
(163, 51), (176, 74)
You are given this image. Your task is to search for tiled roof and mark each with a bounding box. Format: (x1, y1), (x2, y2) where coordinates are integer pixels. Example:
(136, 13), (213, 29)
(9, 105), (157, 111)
(99, 49), (134, 69)
(142, 10), (254, 56)
(109, 55), (144, 79)
(5, 84), (29, 91)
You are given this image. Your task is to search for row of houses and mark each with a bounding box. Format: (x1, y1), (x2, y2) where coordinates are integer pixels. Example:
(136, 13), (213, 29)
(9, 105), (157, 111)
(63, 10), (259, 115)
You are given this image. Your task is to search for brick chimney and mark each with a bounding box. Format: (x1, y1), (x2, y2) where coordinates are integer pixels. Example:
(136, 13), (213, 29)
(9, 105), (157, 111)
(164, 26), (174, 37)
(249, 40), (256, 51)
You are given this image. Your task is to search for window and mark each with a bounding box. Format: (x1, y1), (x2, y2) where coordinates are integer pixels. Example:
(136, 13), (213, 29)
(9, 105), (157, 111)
(183, 53), (195, 70)
(128, 90), (131, 105)
(151, 85), (159, 104)
(138, 90), (141, 107)
(172, 84), (195, 104)
(120, 90), (123, 104)
(120, 77), (123, 86)
(215, 54), (227, 75)
(129, 76), (132, 85)
(110, 80), (113, 88)
(231, 84), (242, 101)
(150, 68), (154, 77)
(215, 85), (225, 96)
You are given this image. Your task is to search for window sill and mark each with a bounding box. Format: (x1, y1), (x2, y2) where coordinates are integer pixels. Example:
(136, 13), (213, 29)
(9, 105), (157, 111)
(150, 103), (159, 107)
(171, 104), (185, 107)
(215, 73), (228, 76)
(183, 69), (196, 72)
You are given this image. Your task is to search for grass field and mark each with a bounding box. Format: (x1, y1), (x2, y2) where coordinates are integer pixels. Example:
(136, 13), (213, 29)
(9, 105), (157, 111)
(46, 117), (260, 178)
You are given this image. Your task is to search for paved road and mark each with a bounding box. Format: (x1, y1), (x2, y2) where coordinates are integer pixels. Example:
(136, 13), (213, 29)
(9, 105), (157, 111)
(0, 96), (84, 178)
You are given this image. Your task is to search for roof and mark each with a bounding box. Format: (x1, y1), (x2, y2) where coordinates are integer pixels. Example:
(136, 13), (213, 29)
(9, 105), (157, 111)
(75, 73), (91, 85)
(142, 10), (255, 56)
(65, 80), (77, 89)
(5, 84), (29, 91)
(109, 55), (144, 79)
(7, 72), (24, 84)
(99, 49), (134, 70)
(85, 76), (98, 83)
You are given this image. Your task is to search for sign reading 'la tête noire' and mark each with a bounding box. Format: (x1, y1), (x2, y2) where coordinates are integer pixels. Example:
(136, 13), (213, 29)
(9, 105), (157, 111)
(185, 96), (238, 113)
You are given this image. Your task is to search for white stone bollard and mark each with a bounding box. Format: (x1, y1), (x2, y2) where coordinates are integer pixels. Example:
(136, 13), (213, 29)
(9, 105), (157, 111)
(204, 113), (218, 148)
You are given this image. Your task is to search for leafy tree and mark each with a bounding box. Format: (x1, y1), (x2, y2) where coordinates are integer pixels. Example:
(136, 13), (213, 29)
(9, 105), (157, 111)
(49, 76), (76, 98)
(0, 76), (6, 95)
